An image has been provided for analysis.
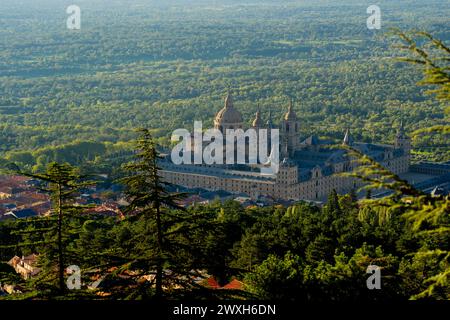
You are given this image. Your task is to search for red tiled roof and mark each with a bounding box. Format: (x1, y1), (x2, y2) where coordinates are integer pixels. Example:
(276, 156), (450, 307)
(204, 277), (220, 289)
(221, 279), (244, 290)
(202, 277), (243, 290)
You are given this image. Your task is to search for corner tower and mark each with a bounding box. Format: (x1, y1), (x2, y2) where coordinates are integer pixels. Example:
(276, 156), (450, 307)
(394, 121), (411, 152)
(394, 121), (411, 167)
(281, 99), (301, 156)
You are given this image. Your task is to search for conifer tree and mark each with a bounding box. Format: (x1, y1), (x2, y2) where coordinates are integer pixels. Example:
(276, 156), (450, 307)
(391, 30), (450, 136)
(339, 30), (450, 293)
(119, 129), (185, 298)
(2, 162), (89, 295)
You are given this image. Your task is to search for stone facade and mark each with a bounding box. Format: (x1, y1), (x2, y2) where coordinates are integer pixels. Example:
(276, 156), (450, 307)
(161, 94), (411, 201)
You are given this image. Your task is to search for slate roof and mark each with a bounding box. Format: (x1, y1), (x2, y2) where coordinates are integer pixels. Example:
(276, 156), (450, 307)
(4, 208), (37, 219)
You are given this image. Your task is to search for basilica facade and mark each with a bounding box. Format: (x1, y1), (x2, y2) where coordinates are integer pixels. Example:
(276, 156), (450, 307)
(160, 94), (411, 201)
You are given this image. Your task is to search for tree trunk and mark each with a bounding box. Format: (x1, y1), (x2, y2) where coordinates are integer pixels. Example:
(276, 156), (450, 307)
(155, 203), (163, 298)
(57, 183), (65, 293)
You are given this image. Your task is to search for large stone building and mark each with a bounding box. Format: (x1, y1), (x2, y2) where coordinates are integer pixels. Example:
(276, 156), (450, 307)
(160, 94), (411, 201)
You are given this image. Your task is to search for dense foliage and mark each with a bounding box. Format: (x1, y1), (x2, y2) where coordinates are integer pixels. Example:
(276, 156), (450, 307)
(1, 182), (447, 300)
(0, 0), (449, 170)
(0, 0), (448, 301)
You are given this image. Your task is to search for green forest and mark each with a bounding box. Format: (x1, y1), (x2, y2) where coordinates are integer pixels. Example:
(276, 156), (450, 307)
(0, 128), (448, 300)
(0, 0), (449, 173)
(0, 0), (448, 302)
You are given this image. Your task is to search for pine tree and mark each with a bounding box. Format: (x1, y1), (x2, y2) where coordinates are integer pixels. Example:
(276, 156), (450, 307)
(2, 162), (90, 295)
(119, 129), (185, 298)
(391, 31), (449, 298)
(392, 29), (450, 102)
(323, 189), (342, 225)
(391, 30), (450, 137)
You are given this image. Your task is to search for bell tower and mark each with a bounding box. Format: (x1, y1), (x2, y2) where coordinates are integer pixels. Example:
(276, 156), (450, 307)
(394, 121), (411, 152)
(394, 121), (411, 168)
(281, 99), (300, 156)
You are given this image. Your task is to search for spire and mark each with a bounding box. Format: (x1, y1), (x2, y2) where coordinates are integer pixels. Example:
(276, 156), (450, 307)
(397, 120), (405, 137)
(284, 98), (297, 121)
(225, 92), (233, 109)
(266, 108), (273, 128)
(342, 129), (353, 146)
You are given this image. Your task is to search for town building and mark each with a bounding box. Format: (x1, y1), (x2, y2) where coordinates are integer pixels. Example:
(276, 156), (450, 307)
(7, 254), (41, 280)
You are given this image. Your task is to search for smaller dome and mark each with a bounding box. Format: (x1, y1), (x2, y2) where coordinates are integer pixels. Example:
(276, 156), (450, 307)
(252, 111), (263, 127)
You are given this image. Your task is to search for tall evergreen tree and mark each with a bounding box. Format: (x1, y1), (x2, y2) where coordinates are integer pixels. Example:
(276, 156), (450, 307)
(119, 129), (185, 298)
(2, 162), (89, 295)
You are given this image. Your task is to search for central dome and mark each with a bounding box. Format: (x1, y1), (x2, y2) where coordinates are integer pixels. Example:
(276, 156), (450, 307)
(214, 93), (243, 128)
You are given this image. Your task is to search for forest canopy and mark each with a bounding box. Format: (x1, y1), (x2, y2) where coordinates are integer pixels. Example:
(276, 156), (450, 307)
(0, 0), (449, 171)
